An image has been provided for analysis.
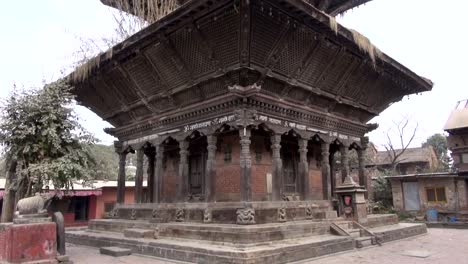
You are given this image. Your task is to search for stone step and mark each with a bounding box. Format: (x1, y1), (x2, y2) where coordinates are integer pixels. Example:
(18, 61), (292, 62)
(99, 246), (132, 257)
(347, 229), (361, 238)
(67, 229), (353, 264)
(354, 236), (373, 248)
(90, 219), (155, 233)
(159, 220), (333, 244)
(123, 228), (158, 239)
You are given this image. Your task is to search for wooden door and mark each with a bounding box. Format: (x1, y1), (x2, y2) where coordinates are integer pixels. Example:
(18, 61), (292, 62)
(189, 153), (204, 195)
(283, 151), (298, 194)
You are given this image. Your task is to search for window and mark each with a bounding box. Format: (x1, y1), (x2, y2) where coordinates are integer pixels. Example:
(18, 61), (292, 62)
(426, 187), (446, 203)
(462, 153), (468, 164)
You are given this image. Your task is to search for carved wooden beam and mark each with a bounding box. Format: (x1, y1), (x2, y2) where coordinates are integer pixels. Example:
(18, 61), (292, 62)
(117, 65), (158, 114)
(95, 78), (138, 122)
(239, 0), (251, 67)
(314, 46), (343, 87)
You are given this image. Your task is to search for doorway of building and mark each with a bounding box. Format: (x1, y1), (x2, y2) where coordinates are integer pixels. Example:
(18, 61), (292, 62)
(403, 182), (421, 211)
(189, 151), (205, 195)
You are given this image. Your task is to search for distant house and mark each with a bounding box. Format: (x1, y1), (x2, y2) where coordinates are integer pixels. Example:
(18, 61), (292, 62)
(371, 146), (439, 175)
(387, 172), (467, 213)
(387, 100), (468, 216)
(0, 180), (145, 227)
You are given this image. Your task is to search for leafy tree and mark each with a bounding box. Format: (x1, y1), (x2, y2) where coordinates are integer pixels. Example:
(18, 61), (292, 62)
(90, 144), (119, 180)
(422, 133), (450, 170)
(0, 80), (96, 222)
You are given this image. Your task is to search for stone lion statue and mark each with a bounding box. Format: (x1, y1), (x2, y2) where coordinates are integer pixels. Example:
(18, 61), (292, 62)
(15, 192), (56, 216)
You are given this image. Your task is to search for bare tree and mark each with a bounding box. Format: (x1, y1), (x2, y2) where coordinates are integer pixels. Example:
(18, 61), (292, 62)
(383, 117), (419, 172)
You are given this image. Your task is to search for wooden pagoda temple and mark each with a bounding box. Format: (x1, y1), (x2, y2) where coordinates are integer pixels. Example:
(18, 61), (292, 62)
(67, 0), (432, 262)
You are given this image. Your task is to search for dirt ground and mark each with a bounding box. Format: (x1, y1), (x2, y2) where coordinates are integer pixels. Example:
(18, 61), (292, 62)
(67, 228), (468, 264)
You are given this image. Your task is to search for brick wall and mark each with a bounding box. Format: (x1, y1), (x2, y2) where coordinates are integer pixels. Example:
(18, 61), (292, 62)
(162, 152), (178, 202)
(390, 178), (465, 212)
(215, 133), (241, 201)
(458, 179), (468, 209)
(418, 178), (457, 212)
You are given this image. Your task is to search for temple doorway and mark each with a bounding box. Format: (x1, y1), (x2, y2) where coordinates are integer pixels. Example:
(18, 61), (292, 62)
(188, 132), (207, 197)
(281, 133), (299, 196)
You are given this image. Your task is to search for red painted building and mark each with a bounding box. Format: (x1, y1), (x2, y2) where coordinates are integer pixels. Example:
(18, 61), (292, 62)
(0, 180), (143, 227)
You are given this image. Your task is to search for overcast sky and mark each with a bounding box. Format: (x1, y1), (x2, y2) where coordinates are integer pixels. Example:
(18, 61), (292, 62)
(1, 0), (466, 149)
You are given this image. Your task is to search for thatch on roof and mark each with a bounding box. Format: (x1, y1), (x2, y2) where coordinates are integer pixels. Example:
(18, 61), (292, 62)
(350, 29), (382, 66)
(111, 0), (179, 24)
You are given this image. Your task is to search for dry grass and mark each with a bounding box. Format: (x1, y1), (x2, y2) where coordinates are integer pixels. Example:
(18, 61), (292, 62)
(70, 0), (179, 83)
(350, 29), (382, 66)
(115, 0), (179, 24)
(329, 16), (338, 35)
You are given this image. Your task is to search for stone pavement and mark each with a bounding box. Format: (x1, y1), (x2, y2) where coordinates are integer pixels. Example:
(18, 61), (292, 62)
(67, 228), (468, 264)
(301, 228), (468, 264)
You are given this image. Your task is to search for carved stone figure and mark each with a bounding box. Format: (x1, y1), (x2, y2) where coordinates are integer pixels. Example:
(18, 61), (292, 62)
(203, 209), (212, 223)
(305, 207), (313, 219)
(108, 208), (119, 218)
(236, 208), (255, 225)
(175, 209), (185, 222)
(152, 209), (158, 219)
(130, 209), (137, 220)
(277, 208), (287, 222)
(15, 192), (55, 216)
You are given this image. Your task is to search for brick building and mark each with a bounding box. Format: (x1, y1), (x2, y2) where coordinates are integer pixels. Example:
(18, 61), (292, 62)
(64, 0), (433, 262)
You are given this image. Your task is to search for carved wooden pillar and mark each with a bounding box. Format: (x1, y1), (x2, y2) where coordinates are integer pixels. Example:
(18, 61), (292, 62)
(146, 147), (156, 203)
(115, 143), (127, 204)
(357, 147), (368, 198)
(135, 147), (145, 203)
(321, 140), (332, 200)
(340, 143), (350, 183)
(178, 140), (189, 202)
(271, 134), (282, 201)
(205, 134), (217, 202)
(239, 127), (252, 202)
(298, 138), (310, 200)
(154, 144), (164, 203)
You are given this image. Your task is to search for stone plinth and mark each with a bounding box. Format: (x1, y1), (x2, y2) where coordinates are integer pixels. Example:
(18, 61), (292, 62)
(335, 177), (368, 224)
(0, 222), (57, 263)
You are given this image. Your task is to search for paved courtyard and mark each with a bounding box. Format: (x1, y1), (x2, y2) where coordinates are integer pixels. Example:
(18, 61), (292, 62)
(67, 228), (468, 264)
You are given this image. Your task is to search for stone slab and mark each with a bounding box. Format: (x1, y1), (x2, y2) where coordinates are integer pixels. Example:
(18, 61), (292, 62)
(99, 247), (132, 257)
(123, 228), (156, 239)
(68, 229), (353, 264)
(400, 250), (431, 258)
(13, 217), (52, 225)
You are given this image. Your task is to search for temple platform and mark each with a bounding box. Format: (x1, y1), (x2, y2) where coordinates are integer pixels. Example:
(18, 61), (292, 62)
(111, 201), (337, 224)
(66, 214), (427, 263)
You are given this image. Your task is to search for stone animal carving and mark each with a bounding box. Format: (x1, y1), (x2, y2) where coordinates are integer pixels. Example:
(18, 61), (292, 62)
(236, 208), (255, 225)
(15, 192), (56, 216)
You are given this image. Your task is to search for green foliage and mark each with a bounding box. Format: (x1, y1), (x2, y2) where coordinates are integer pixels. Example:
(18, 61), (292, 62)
(0, 80), (97, 198)
(89, 144), (118, 180)
(422, 133), (450, 170)
(372, 175), (393, 208)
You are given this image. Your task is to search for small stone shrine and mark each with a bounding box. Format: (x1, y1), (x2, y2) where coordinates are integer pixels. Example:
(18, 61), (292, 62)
(0, 194), (69, 264)
(66, 0), (432, 262)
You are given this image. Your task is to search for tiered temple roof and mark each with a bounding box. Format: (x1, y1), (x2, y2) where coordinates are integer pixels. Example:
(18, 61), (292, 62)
(71, 0), (432, 141)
